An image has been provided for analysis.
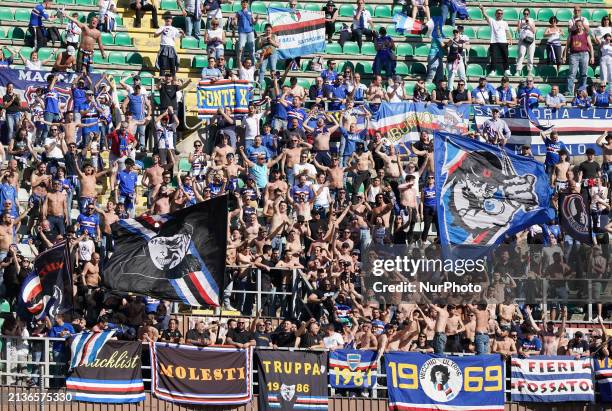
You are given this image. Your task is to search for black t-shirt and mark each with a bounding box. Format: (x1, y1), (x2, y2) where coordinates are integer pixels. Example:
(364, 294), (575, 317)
(578, 160), (601, 180)
(254, 331), (272, 347)
(3, 93), (21, 114)
(299, 332), (323, 348)
(226, 328), (254, 344)
(161, 329), (182, 341)
(185, 328), (210, 344)
(159, 84), (179, 111)
(413, 140), (433, 169)
(452, 89), (469, 103)
(2, 256), (19, 287)
(64, 152), (79, 177)
(272, 331), (296, 347)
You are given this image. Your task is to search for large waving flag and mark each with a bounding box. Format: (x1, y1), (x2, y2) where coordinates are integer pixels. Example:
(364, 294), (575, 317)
(70, 330), (116, 369)
(393, 13), (427, 35)
(268, 8), (325, 59)
(521, 94), (554, 132)
(434, 132), (555, 245)
(18, 241), (72, 320)
(103, 197), (228, 306)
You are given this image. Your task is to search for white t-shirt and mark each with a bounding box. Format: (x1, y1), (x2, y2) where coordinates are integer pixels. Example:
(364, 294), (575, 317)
(124, 84), (150, 96)
(293, 163), (317, 180)
(352, 9), (372, 30)
(244, 112), (263, 141)
(79, 239), (95, 262)
(386, 84), (406, 102)
(323, 332), (344, 350)
(156, 121), (177, 149)
(25, 60), (43, 70)
(489, 19), (509, 44)
(44, 137), (64, 159)
(312, 183), (330, 208)
(65, 21), (82, 44)
(207, 28), (224, 49)
(159, 25), (181, 47)
(239, 66), (255, 82)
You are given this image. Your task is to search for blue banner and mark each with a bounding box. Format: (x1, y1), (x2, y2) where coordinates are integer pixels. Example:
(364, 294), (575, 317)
(510, 356), (594, 403)
(434, 131), (555, 245)
(385, 352), (504, 411)
(594, 357), (612, 402)
(328, 350), (378, 389)
(0, 68), (102, 109)
(196, 79), (251, 119)
(268, 8), (326, 60)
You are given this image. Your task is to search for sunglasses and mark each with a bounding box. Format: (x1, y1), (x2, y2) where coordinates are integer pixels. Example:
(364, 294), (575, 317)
(194, 143), (202, 147)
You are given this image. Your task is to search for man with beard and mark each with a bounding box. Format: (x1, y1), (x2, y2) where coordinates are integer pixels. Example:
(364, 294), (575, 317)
(225, 319), (255, 348)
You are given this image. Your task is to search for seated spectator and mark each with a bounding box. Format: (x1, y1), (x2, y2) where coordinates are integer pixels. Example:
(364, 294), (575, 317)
(186, 321), (212, 346)
(573, 87), (592, 108)
(225, 319), (256, 348)
(130, 0), (159, 29)
(592, 82), (610, 107)
(471, 77), (497, 105)
(411, 0), (430, 22)
(450, 80), (471, 104)
(545, 85), (567, 109)
(567, 331), (590, 357)
(323, 1), (338, 44)
(497, 76), (517, 107)
(338, 0), (377, 53)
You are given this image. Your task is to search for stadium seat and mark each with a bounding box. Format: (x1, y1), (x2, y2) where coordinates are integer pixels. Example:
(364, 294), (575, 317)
(404, 82), (415, 96)
(339, 5), (355, 17)
(305, 4), (321, 12)
(115, 15), (123, 26)
(37, 47), (54, 61)
(410, 62), (426, 76)
(556, 9), (573, 22)
(178, 158), (192, 172)
(126, 52), (143, 66)
(534, 47), (546, 59)
(193, 55), (207, 68)
(340, 61), (354, 72)
(181, 36), (199, 49)
(477, 26), (491, 39)
(581, 9), (592, 20)
(503, 8), (519, 20)
(161, 0), (180, 10)
(508, 45), (518, 59)
(539, 84), (552, 96)
(297, 78), (311, 89)
(355, 61), (373, 74)
(221, 3), (232, 12)
(269, 2), (284, 9)
(0, 27), (6, 39)
(8, 27), (25, 40)
(468, 8), (483, 20)
(0, 8), (14, 21)
(56, 0), (76, 4)
(537, 8), (554, 22)
(392, 5), (403, 15)
(466, 64), (484, 77)
(484, 8), (497, 20)
(343, 41), (360, 54)
(251, 1), (267, 14)
(396, 43), (413, 57)
(462, 26), (476, 39)
(325, 43), (342, 54)
(396, 62), (410, 75)
(361, 43), (376, 55)
(93, 50), (108, 64)
(172, 16), (186, 29)
(254, 21), (267, 33)
(537, 65), (557, 77)
(101, 32), (114, 46)
(18, 47), (33, 59)
(442, 26), (454, 38)
(591, 9), (609, 23)
(15, 9), (31, 22)
(414, 44), (429, 57)
(108, 51), (126, 65)
(224, 39), (234, 51)
(364, 5), (374, 16)
(469, 45), (488, 58)
(375, 5), (392, 18)
(114, 32), (132, 46)
(535, 27), (546, 40)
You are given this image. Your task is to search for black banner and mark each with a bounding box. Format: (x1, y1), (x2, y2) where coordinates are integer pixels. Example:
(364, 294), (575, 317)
(66, 340), (144, 403)
(150, 343), (252, 405)
(256, 350), (328, 411)
(560, 193), (593, 245)
(103, 197), (227, 306)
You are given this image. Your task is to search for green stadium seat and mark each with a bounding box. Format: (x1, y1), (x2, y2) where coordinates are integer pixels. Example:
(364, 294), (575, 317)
(539, 84), (552, 96)
(365, 5), (374, 16)
(462, 26), (476, 39)
(37, 47), (54, 61)
(269, 2), (284, 9)
(56, 0), (75, 4)
(15, 9), (31, 22)
(297, 78), (311, 89)
(339, 61), (354, 73)
(484, 8), (497, 20)
(587, 66), (595, 78)
(466, 64), (484, 77)
(339, 5), (354, 17)
(469, 44), (488, 58)
(591, 10), (609, 23)
(126, 52), (143, 65)
(396, 62), (410, 75)
(193, 55), (207, 68)
(232, 2), (242, 11)
(108, 51), (126, 65)
(343, 41), (360, 54)
(221, 3), (233, 12)
(93, 50), (108, 64)
(534, 46), (546, 59)
(101, 32), (114, 46)
(375, 5), (392, 18)
(410, 62), (426, 76)
(468, 8), (483, 20)
(581, 9), (591, 20)
(508, 45), (518, 59)
(0, 8), (14, 21)
(556, 9), (573, 22)
(392, 5), (403, 16)
(361, 43), (376, 55)
(114, 32), (132, 46)
(305, 4), (321, 12)
(161, 0), (179, 10)
(355, 61), (373, 74)
(224, 38), (234, 51)
(254, 21), (267, 33)
(442, 26), (454, 38)
(75, 0), (94, 5)
(503, 8), (519, 20)
(181, 36), (199, 49)
(537, 8), (554, 22)
(588, 0), (604, 3)
(172, 16), (186, 29)
(537, 65), (557, 77)
(251, 1), (267, 14)
(535, 27), (546, 40)
(115, 15), (123, 26)
(325, 43), (342, 54)
(425, 83), (436, 93)
(396, 43), (413, 57)
(0, 27), (7, 39)
(477, 26), (491, 39)
(404, 82), (415, 96)
(415, 44), (429, 57)
(8, 27), (25, 40)
(19, 47), (33, 60)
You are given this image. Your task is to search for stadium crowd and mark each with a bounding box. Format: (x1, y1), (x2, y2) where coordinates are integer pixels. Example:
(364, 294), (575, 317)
(0, 0), (610, 389)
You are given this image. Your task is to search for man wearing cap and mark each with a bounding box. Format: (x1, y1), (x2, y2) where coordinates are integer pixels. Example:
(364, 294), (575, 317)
(119, 73), (150, 97)
(62, 13), (105, 74)
(481, 107), (510, 146)
(471, 77), (497, 105)
(567, 331), (590, 358)
(52, 46), (76, 72)
(154, 13), (185, 76)
(518, 76), (542, 108)
(496, 76), (517, 107)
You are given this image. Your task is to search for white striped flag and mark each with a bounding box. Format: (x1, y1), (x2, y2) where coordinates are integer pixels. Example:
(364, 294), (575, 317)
(70, 330), (116, 370)
(393, 13), (426, 35)
(268, 8), (326, 60)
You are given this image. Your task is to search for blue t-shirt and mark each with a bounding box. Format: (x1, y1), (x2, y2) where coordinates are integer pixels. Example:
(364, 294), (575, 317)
(30, 4), (49, 27)
(340, 128), (366, 157)
(325, 84), (347, 110)
(48, 323), (75, 352)
(44, 87), (60, 114)
(0, 183), (18, 218)
(72, 87), (88, 112)
(593, 90), (610, 107)
(118, 170), (138, 195)
(249, 163), (268, 188)
(127, 93), (146, 120)
(77, 213), (99, 237)
(519, 336), (542, 352)
(246, 145), (270, 162)
(235, 9), (254, 33)
(320, 69), (337, 84)
(518, 87), (541, 108)
(423, 185), (436, 207)
(497, 86), (515, 103)
(543, 138), (568, 166)
(271, 97), (288, 120)
(573, 96), (591, 108)
(260, 133), (277, 156)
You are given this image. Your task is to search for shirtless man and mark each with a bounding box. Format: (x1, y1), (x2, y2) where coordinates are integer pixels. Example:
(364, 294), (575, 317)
(61, 111), (84, 145)
(355, 322), (378, 350)
(377, 324), (403, 355)
(142, 153), (174, 207)
(81, 252), (101, 288)
(303, 110), (340, 167)
(366, 75), (385, 102)
(498, 298), (522, 329)
(445, 305), (465, 353)
(375, 144), (404, 198)
(526, 305), (567, 355)
(269, 198), (292, 236)
(348, 142), (374, 196)
(29, 162), (52, 231)
(370, 193), (393, 227)
(467, 304), (491, 355)
(4, 160), (20, 189)
(314, 155), (346, 191)
(42, 180), (69, 236)
(396, 175), (420, 242)
(596, 131), (611, 182)
(264, 169), (288, 202)
(75, 162), (114, 213)
(0, 209), (31, 263)
(281, 135), (312, 186)
(551, 149), (571, 192)
(150, 185), (174, 215)
(62, 13), (105, 74)
(492, 326), (518, 359)
(429, 304), (450, 354)
(212, 134), (234, 166)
